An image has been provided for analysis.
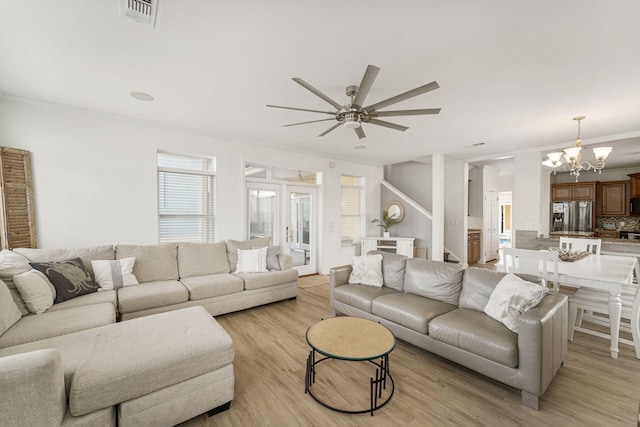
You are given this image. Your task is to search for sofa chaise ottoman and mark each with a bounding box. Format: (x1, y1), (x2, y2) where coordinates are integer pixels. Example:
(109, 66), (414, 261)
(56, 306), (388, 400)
(0, 306), (234, 427)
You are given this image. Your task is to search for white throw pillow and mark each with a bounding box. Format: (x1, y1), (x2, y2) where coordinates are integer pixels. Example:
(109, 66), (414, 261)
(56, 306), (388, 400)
(236, 247), (268, 273)
(13, 270), (56, 315)
(348, 254), (384, 287)
(91, 258), (139, 290)
(484, 273), (549, 333)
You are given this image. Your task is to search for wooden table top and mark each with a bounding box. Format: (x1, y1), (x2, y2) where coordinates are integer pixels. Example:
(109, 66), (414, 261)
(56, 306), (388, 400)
(306, 317), (396, 360)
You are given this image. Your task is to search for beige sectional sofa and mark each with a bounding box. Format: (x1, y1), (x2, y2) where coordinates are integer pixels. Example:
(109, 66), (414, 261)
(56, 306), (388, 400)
(330, 251), (568, 410)
(0, 239), (298, 426)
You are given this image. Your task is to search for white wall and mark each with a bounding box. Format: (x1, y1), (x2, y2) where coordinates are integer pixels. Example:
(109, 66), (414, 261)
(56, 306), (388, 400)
(512, 153), (544, 245)
(444, 160), (468, 264)
(551, 165), (640, 184)
(0, 97), (383, 273)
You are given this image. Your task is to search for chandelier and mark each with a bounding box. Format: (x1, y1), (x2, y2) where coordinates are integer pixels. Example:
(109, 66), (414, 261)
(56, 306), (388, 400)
(543, 116), (612, 182)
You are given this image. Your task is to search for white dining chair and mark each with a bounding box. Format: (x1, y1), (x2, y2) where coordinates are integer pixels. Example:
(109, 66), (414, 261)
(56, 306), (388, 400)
(568, 257), (640, 358)
(569, 282), (640, 358)
(559, 237), (601, 255)
(502, 248), (560, 292)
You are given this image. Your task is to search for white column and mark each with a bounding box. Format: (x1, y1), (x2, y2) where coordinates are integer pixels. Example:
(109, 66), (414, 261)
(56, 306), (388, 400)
(432, 153), (445, 261)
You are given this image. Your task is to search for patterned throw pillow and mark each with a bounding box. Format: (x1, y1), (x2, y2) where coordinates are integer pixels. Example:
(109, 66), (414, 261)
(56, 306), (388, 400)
(30, 258), (100, 303)
(348, 254), (384, 287)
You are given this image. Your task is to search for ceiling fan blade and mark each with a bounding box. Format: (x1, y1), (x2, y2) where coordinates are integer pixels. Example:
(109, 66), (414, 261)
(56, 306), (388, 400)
(365, 81), (440, 112)
(292, 78), (344, 110)
(367, 119), (409, 132)
(371, 108), (441, 117)
(351, 65), (380, 109)
(267, 104), (336, 115)
(283, 118), (336, 127)
(355, 126), (366, 139)
(318, 122), (342, 137)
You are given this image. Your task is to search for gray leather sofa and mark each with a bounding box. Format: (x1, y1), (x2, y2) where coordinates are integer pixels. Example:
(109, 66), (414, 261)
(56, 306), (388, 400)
(330, 251), (568, 410)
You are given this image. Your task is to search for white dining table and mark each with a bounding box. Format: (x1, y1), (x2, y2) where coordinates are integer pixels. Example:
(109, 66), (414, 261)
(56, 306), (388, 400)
(498, 252), (639, 359)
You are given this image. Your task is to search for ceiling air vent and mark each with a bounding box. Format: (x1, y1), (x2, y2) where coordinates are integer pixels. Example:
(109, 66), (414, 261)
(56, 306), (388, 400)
(121, 0), (158, 28)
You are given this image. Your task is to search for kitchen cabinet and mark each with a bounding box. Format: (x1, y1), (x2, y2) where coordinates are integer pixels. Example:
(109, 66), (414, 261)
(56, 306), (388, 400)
(595, 230), (619, 239)
(467, 231), (481, 265)
(629, 173), (640, 199)
(361, 237), (415, 258)
(597, 181), (629, 216)
(551, 182), (597, 201)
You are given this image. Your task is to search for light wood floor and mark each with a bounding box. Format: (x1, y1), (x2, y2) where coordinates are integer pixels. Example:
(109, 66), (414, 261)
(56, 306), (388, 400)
(179, 281), (640, 427)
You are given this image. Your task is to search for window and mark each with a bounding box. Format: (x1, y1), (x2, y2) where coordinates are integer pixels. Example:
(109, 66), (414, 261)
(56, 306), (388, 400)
(340, 175), (364, 246)
(157, 152), (215, 243)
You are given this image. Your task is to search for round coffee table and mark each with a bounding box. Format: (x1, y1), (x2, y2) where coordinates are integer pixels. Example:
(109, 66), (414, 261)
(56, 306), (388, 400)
(304, 316), (396, 416)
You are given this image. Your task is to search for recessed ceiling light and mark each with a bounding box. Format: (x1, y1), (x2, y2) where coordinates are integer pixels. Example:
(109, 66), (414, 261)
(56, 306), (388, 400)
(495, 155), (514, 160)
(130, 92), (154, 101)
(354, 145), (366, 150)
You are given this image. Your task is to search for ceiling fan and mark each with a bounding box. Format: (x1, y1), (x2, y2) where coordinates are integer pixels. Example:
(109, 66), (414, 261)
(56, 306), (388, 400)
(267, 65), (441, 139)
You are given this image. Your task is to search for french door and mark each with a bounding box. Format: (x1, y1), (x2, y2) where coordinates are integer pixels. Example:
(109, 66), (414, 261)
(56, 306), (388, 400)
(246, 182), (317, 275)
(286, 186), (316, 276)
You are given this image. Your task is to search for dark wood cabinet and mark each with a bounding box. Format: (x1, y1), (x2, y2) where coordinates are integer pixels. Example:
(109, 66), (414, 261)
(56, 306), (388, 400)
(595, 230), (619, 238)
(551, 182), (596, 202)
(597, 181), (629, 216)
(468, 231), (481, 265)
(629, 173), (640, 199)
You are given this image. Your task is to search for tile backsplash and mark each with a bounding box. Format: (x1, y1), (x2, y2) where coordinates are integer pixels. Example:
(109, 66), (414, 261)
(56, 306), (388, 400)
(597, 216), (640, 230)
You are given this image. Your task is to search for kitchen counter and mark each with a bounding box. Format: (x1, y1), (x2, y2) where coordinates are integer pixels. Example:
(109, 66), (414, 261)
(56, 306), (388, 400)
(516, 230), (640, 257)
(549, 231), (595, 237)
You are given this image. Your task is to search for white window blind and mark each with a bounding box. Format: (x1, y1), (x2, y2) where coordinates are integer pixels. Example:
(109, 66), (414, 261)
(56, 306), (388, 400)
(157, 153), (215, 243)
(340, 175), (364, 246)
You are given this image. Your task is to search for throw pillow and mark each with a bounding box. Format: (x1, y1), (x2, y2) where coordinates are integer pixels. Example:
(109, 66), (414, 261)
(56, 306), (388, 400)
(91, 258), (139, 290)
(483, 273), (549, 333)
(30, 258), (100, 303)
(236, 247), (269, 273)
(0, 280), (22, 334)
(259, 245), (281, 271)
(348, 254), (384, 287)
(226, 237), (272, 272)
(12, 270), (56, 314)
(0, 249), (32, 315)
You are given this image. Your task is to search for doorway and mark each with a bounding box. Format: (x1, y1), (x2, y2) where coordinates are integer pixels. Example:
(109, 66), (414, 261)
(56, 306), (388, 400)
(286, 186), (316, 275)
(245, 165), (319, 276)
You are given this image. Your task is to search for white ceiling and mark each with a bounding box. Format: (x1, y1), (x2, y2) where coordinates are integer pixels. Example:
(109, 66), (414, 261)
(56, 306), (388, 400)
(1, 0), (640, 167)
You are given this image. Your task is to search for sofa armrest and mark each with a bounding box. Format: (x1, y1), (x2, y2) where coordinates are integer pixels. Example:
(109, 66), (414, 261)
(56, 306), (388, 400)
(517, 292), (568, 408)
(329, 265), (352, 315)
(0, 349), (67, 426)
(277, 253), (293, 270)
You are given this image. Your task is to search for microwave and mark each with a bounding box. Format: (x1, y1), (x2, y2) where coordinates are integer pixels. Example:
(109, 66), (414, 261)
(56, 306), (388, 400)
(631, 198), (640, 215)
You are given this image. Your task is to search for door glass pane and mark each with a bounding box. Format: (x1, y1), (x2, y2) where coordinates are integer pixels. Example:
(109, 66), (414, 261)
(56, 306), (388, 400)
(290, 192), (312, 267)
(247, 188), (277, 241)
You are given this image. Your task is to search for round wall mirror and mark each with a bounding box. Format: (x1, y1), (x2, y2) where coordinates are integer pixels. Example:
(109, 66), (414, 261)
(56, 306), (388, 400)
(384, 200), (405, 222)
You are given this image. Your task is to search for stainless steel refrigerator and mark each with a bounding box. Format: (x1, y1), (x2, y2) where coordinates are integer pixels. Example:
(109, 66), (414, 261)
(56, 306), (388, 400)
(550, 201), (593, 232)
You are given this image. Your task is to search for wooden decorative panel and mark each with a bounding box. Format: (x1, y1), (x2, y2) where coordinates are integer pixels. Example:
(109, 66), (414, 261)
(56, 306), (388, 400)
(0, 147), (37, 249)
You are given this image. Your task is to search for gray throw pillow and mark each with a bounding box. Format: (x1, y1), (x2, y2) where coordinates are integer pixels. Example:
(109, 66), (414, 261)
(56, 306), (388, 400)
(30, 258), (99, 303)
(262, 245), (281, 271)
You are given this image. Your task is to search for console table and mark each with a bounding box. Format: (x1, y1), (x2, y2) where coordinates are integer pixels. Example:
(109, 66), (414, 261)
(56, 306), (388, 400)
(361, 237), (415, 258)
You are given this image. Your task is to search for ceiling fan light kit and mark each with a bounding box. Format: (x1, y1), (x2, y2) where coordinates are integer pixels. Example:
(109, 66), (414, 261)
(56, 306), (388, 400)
(267, 65), (441, 141)
(543, 116), (612, 181)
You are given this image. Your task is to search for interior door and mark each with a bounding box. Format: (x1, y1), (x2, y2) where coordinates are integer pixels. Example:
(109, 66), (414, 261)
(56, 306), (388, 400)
(286, 186), (316, 275)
